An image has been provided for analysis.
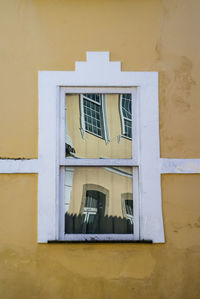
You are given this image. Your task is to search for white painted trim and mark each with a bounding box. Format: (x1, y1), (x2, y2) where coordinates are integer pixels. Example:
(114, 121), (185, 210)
(132, 167), (140, 239)
(0, 159), (39, 173)
(1, 158), (200, 175)
(61, 87), (136, 94)
(61, 158), (200, 174)
(160, 158), (200, 174)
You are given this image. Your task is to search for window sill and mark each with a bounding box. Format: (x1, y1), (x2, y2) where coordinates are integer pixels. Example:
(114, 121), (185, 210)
(48, 240), (152, 243)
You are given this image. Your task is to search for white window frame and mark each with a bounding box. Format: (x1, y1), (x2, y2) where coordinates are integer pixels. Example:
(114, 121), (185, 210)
(38, 51), (165, 243)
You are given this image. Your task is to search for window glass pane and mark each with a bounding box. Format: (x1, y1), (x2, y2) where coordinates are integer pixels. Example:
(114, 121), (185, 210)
(124, 119), (132, 139)
(65, 93), (132, 159)
(122, 94), (132, 119)
(64, 167), (134, 234)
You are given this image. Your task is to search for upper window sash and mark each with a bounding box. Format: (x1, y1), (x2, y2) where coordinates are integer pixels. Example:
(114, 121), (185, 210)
(60, 87), (138, 167)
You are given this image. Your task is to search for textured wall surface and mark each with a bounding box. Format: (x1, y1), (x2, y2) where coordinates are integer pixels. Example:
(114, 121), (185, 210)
(0, 0), (200, 298)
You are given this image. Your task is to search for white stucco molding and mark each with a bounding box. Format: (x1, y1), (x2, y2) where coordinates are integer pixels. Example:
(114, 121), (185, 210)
(0, 159), (39, 173)
(75, 52), (121, 76)
(160, 159), (200, 174)
(1, 52), (200, 243)
(1, 158), (200, 174)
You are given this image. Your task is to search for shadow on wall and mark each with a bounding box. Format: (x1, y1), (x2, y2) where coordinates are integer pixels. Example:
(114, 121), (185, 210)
(65, 213), (133, 234)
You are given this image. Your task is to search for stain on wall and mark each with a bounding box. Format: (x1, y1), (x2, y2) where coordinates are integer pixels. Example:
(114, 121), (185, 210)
(155, 0), (200, 157)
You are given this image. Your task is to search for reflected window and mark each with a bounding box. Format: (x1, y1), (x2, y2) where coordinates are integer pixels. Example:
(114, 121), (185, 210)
(125, 200), (133, 224)
(80, 94), (106, 139)
(121, 193), (133, 233)
(65, 182), (108, 234)
(66, 92), (132, 159)
(82, 190), (106, 233)
(120, 94), (132, 139)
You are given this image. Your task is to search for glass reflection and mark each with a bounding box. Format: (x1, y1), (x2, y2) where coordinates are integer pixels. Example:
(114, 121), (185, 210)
(64, 167), (133, 234)
(65, 93), (132, 159)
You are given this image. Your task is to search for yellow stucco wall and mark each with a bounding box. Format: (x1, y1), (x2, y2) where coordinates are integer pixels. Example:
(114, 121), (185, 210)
(0, 0), (200, 298)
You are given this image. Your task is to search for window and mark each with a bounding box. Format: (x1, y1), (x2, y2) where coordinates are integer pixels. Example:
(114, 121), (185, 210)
(120, 94), (132, 139)
(65, 183), (109, 234)
(62, 89), (136, 241)
(82, 94), (104, 138)
(83, 191), (101, 229)
(125, 200), (133, 222)
(38, 52), (165, 243)
(80, 94), (109, 143)
(121, 193), (133, 234)
(81, 189), (106, 234)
